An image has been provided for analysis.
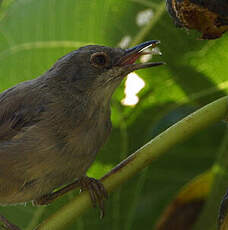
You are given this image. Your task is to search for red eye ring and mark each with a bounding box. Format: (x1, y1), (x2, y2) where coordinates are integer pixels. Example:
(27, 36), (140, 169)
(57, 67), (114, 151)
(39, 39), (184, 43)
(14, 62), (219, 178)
(90, 52), (109, 67)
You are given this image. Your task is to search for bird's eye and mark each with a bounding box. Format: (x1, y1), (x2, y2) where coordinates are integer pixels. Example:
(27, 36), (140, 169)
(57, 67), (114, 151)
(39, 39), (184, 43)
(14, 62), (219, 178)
(90, 52), (109, 67)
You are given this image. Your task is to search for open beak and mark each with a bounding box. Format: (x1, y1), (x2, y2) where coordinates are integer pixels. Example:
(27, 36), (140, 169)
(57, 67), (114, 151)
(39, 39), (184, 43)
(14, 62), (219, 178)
(116, 40), (165, 72)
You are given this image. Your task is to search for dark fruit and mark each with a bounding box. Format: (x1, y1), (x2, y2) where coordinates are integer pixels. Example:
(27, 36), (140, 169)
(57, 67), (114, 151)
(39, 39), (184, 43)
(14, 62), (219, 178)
(166, 0), (228, 39)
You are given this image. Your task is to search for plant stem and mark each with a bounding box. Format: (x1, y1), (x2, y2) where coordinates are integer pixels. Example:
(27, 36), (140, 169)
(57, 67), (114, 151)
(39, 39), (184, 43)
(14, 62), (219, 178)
(131, 2), (166, 46)
(37, 96), (228, 230)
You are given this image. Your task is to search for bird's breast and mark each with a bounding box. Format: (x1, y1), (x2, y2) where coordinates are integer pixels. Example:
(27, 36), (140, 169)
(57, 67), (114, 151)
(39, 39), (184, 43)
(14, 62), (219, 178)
(57, 105), (112, 179)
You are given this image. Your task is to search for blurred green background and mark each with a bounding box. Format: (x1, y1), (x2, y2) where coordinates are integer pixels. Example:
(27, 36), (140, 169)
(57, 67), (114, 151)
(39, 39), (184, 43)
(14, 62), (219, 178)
(0, 0), (227, 229)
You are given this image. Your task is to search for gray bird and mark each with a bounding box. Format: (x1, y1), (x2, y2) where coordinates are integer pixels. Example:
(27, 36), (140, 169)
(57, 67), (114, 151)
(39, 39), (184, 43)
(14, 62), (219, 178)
(0, 41), (163, 229)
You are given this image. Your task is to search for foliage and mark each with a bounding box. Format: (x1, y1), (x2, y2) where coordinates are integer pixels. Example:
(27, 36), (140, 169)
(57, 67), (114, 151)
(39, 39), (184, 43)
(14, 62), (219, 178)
(0, 0), (228, 229)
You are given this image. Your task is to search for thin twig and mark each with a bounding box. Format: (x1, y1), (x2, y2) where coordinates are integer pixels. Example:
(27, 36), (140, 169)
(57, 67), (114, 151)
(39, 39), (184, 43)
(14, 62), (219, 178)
(131, 2), (166, 46)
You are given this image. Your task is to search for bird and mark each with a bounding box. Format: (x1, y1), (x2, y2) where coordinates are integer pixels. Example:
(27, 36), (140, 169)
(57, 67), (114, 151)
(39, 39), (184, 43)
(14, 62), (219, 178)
(0, 41), (164, 229)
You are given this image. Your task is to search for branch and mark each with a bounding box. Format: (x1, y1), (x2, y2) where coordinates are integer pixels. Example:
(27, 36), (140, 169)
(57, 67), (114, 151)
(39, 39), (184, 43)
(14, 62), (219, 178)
(37, 96), (228, 230)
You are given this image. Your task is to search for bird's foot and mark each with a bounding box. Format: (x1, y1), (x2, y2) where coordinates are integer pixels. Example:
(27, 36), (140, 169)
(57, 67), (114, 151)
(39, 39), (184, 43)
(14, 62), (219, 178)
(33, 176), (108, 218)
(0, 215), (21, 230)
(79, 176), (108, 218)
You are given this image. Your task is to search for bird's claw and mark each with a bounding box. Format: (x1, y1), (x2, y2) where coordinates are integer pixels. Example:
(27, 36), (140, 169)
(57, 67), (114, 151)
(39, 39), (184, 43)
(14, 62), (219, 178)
(79, 176), (108, 218)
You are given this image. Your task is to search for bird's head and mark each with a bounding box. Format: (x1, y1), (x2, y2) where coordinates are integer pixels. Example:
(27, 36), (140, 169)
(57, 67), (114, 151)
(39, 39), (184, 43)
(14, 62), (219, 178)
(49, 41), (164, 100)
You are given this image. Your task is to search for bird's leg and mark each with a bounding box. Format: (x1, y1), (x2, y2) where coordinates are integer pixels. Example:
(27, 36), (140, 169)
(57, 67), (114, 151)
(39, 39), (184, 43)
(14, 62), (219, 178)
(34, 176), (108, 218)
(0, 215), (21, 230)
(33, 179), (81, 205)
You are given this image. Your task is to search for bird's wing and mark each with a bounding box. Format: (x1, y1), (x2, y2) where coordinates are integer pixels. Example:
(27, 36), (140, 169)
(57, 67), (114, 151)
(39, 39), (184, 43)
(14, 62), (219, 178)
(0, 82), (45, 142)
